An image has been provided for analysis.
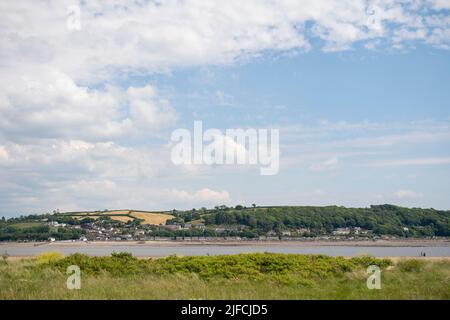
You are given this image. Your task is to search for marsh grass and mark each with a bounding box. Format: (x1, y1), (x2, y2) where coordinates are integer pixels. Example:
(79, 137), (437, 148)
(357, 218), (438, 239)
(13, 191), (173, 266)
(0, 253), (449, 299)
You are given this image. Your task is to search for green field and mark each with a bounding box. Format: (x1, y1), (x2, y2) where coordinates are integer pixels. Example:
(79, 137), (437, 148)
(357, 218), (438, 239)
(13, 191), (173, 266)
(0, 253), (449, 299)
(8, 222), (43, 229)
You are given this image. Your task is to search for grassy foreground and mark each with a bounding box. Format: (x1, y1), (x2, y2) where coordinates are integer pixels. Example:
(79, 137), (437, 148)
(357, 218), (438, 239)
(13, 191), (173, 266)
(0, 252), (449, 299)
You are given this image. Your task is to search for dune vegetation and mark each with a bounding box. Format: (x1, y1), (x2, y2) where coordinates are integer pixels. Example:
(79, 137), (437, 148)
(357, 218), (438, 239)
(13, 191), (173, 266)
(0, 252), (449, 299)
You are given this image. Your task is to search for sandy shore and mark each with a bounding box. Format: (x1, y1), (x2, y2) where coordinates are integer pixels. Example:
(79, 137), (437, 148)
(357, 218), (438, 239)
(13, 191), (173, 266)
(1, 239), (449, 248)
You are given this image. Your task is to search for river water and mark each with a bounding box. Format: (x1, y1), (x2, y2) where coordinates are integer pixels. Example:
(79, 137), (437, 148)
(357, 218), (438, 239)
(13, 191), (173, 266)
(1, 243), (449, 257)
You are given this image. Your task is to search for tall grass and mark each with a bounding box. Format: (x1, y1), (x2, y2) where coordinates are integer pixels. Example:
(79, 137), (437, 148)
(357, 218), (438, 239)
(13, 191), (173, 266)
(0, 253), (448, 299)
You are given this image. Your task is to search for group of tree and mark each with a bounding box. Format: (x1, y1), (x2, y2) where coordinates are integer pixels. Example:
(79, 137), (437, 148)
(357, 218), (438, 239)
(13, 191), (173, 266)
(1, 204), (449, 240)
(0, 225), (83, 241)
(175, 204), (450, 237)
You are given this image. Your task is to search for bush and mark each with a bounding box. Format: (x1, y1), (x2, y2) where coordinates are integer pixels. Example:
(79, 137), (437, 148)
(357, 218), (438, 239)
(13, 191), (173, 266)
(36, 251), (64, 264)
(47, 252), (392, 283)
(397, 259), (425, 272)
(50, 252), (149, 276)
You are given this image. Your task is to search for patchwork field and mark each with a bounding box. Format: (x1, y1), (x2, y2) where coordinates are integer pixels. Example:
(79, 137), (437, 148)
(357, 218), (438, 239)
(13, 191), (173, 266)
(107, 215), (134, 223)
(65, 210), (173, 225)
(129, 212), (174, 225)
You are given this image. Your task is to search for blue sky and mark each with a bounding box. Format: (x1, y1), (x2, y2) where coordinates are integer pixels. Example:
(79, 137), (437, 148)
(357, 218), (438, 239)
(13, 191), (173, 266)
(140, 47), (450, 209)
(158, 47), (450, 125)
(1, 1), (450, 216)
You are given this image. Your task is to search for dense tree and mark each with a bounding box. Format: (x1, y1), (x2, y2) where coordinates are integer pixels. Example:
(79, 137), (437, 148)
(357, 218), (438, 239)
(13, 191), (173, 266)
(177, 204), (450, 237)
(1, 205), (449, 240)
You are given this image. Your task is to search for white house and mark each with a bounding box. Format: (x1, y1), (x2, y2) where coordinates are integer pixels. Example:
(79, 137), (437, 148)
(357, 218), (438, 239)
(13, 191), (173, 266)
(333, 227), (351, 235)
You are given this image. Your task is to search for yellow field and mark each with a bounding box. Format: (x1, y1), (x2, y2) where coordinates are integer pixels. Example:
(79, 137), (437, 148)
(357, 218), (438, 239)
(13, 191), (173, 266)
(66, 210), (173, 225)
(129, 212), (174, 225)
(109, 215), (134, 223)
(69, 210), (130, 222)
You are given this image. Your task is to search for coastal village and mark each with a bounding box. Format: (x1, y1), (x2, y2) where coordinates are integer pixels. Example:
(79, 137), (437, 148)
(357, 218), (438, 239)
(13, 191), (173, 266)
(2, 205), (446, 243)
(44, 215), (379, 243)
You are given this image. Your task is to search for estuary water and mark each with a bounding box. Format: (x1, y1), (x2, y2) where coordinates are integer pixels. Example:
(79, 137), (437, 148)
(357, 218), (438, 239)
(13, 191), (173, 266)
(1, 243), (449, 257)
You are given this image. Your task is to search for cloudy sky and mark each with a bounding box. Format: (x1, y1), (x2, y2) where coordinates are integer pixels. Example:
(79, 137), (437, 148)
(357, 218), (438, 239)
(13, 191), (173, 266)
(1, 0), (450, 217)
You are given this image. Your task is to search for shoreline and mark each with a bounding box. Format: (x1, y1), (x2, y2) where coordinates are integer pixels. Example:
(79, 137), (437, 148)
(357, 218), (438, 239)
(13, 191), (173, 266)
(2, 239), (448, 259)
(1, 239), (449, 248)
(4, 256), (450, 261)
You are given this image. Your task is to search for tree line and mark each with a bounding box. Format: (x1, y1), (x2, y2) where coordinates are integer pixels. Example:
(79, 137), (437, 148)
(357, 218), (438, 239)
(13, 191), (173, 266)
(178, 204), (450, 237)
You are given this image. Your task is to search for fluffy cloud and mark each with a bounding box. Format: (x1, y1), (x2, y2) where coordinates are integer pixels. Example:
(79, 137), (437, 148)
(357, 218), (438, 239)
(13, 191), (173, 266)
(429, 0), (450, 10)
(0, 67), (177, 143)
(56, 183), (231, 211)
(127, 86), (178, 130)
(0, 138), (231, 215)
(0, 175), (231, 215)
(0, 145), (10, 164)
(169, 188), (231, 205)
(1, 1), (450, 83)
(394, 189), (424, 199)
(1, 1), (450, 214)
(0, 140), (170, 179)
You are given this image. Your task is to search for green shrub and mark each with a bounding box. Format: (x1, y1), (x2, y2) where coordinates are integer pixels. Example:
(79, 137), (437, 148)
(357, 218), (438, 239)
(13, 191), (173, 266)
(36, 251), (64, 264)
(49, 252), (149, 276)
(397, 259), (425, 272)
(47, 252), (392, 284)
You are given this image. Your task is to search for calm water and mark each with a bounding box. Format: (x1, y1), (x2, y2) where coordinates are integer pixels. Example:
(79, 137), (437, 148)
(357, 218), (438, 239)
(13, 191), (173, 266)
(1, 244), (449, 257)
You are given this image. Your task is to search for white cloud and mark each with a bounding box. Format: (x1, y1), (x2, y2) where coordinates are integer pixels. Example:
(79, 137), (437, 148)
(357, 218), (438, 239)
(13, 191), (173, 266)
(329, 131), (450, 149)
(0, 141), (233, 212)
(0, 145), (10, 163)
(0, 139), (172, 180)
(214, 90), (237, 107)
(282, 120), (450, 169)
(0, 67), (177, 143)
(394, 189), (424, 199)
(1, 1), (450, 214)
(309, 158), (339, 171)
(427, 27), (450, 48)
(0, 136), (234, 214)
(429, 0), (450, 10)
(368, 157), (450, 167)
(127, 86), (178, 130)
(170, 188), (231, 205)
(0, 178), (231, 214)
(1, 1), (449, 83)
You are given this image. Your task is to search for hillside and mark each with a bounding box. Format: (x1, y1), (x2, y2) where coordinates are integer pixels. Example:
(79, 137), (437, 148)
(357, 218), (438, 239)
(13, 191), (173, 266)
(170, 204), (450, 238)
(1, 204), (449, 241)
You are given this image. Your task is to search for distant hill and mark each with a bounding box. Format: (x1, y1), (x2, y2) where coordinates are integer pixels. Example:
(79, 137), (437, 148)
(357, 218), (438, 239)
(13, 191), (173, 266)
(170, 204), (450, 237)
(1, 204), (449, 241)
